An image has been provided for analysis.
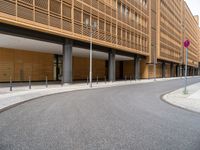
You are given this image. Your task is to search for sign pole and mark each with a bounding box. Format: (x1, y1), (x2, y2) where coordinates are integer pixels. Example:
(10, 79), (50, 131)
(183, 40), (190, 94)
(184, 48), (188, 94)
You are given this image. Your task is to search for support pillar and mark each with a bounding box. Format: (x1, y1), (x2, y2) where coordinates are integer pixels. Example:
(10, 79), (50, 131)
(119, 61), (123, 79)
(134, 55), (141, 80)
(108, 50), (116, 81)
(199, 63), (200, 75)
(180, 65), (182, 77)
(193, 68), (195, 76)
(194, 68), (197, 76)
(56, 55), (59, 81)
(188, 67), (190, 76)
(182, 65), (185, 77)
(63, 39), (73, 84)
(170, 63), (174, 77)
(176, 65), (180, 77)
(199, 64), (200, 75)
(162, 62), (166, 78)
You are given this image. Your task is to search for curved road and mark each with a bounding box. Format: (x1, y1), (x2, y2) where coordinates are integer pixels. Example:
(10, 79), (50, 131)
(0, 78), (200, 150)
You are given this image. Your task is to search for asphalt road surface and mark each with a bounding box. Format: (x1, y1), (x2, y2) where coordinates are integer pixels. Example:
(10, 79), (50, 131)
(0, 78), (200, 150)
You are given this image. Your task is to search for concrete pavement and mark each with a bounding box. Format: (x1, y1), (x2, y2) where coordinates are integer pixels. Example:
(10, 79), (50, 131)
(163, 81), (200, 113)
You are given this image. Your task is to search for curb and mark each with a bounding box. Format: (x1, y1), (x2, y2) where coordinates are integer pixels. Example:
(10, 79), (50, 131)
(161, 85), (200, 115)
(0, 77), (198, 113)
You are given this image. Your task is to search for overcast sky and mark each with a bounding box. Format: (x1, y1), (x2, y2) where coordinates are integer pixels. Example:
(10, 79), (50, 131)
(186, 0), (200, 17)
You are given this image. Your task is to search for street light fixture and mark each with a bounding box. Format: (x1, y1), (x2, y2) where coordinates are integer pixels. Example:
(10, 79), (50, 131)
(85, 18), (98, 88)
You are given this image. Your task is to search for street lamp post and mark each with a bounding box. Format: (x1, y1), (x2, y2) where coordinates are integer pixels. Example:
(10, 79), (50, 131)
(85, 19), (97, 88)
(154, 48), (156, 81)
(183, 39), (190, 94)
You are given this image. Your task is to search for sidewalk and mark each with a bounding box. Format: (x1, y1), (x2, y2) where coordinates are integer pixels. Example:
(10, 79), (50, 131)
(163, 81), (200, 113)
(0, 77), (196, 112)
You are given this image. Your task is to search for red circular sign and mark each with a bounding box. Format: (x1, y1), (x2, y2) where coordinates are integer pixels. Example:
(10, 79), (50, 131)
(184, 40), (190, 48)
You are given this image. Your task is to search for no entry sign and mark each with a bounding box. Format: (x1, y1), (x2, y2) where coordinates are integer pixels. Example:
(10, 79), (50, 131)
(184, 40), (190, 48)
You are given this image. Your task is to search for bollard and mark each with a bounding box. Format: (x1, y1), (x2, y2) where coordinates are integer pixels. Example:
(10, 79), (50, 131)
(104, 76), (107, 84)
(29, 76), (31, 89)
(61, 76), (64, 87)
(10, 76), (12, 92)
(96, 76), (98, 84)
(125, 76), (127, 81)
(87, 76), (89, 85)
(130, 76), (131, 82)
(45, 76), (48, 88)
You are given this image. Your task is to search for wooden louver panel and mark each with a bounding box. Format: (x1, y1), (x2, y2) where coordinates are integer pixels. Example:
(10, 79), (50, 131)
(19, 0), (33, 5)
(50, 0), (61, 15)
(0, 0), (16, 16)
(0, 0), (150, 56)
(35, 10), (48, 25)
(35, 0), (48, 10)
(17, 4), (33, 21)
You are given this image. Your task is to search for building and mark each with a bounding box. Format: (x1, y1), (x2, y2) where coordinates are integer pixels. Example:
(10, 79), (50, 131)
(183, 2), (199, 76)
(194, 15), (200, 75)
(149, 0), (183, 79)
(198, 26), (200, 74)
(0, 0), (199, 83)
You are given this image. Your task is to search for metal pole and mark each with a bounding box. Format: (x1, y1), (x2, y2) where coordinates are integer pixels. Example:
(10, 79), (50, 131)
(154, 48), (156, 81)
(29, 76), (31, 90)
(61, 75), (64, 87)
(10, 76), (12, 92)
(105, 76), (107, 84)
(89, 27), (93, 88)
(87, 76), (89, 85)
(96, 76), (98, 84)
(46, 76), (48, 88)
(184, 48), (188, 94)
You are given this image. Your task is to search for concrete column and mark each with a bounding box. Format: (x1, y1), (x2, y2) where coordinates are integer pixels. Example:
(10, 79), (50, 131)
(180, 65), (182, 77)
(134, 55), (141, 80)
(195, 68), (197, 76)
(193, 68), (195, 76)
(170, 63), (174, 77)
(198, 65), (200, 75)
(119, 61), (123, 79)
(176, 65), (180, 77)
(56, 55), (59, 81)
(199, 63), (200, 75)
(182, 65), (185, 77)
(188, 67), (190, 76)
(108, 50), (116, 81)
(162, 62), (166, 78)
(63, 39), (73, 84)
(179, 65), (182, 77)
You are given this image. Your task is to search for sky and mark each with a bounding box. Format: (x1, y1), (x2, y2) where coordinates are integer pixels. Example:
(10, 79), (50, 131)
(186, 0), (200, 17)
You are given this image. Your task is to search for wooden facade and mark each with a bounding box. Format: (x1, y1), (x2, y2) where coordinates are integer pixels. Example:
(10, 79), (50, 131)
(0, 0), (150, 56)
(199, 28), (200, 63)
(157, 0), (182, 64)
(0, 48), (54, 82)
(0, 0), (199, 82)
(73, 56), (106, 80)
(183, 2), (199, 68)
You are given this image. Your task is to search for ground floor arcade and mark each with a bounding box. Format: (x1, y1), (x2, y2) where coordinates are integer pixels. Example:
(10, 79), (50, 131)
(0, 24), (199, 83)
(1, 46), (198, 84)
